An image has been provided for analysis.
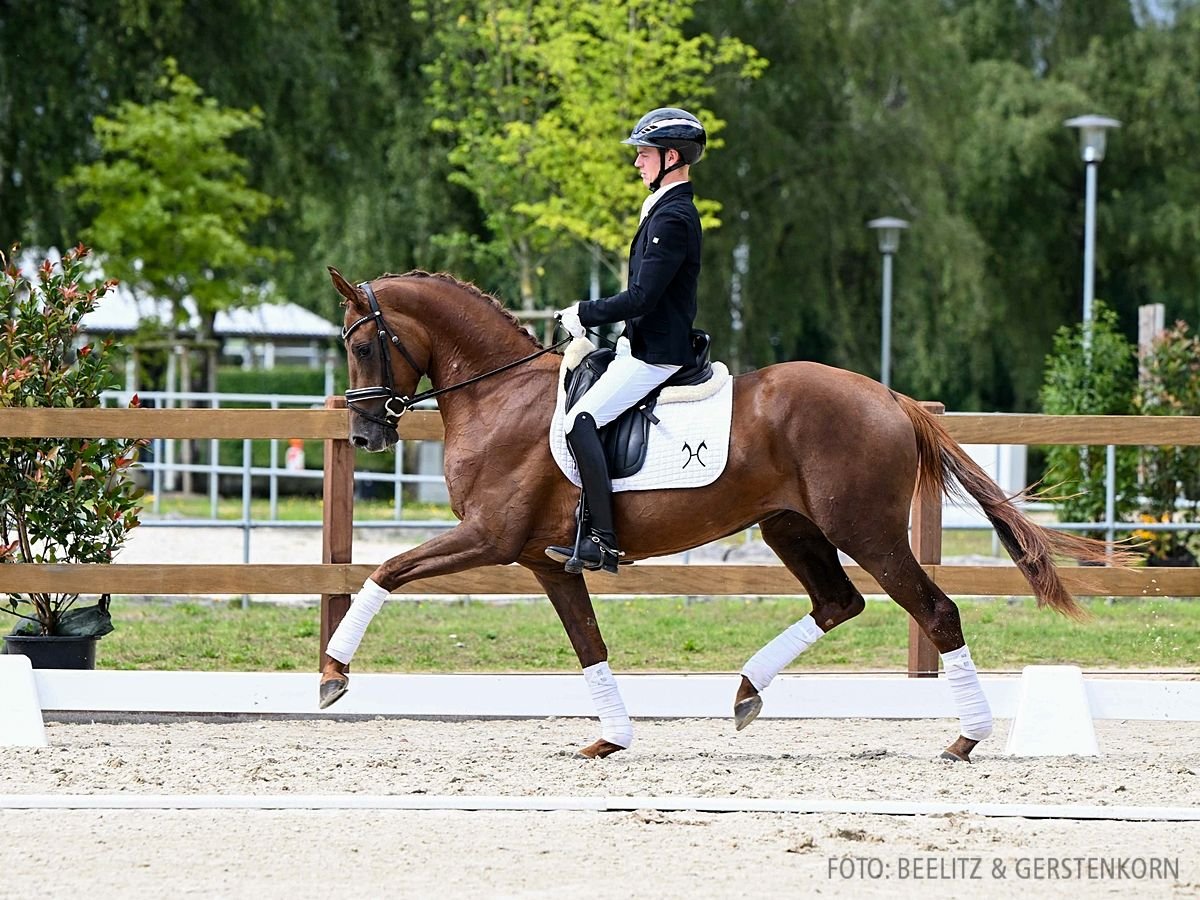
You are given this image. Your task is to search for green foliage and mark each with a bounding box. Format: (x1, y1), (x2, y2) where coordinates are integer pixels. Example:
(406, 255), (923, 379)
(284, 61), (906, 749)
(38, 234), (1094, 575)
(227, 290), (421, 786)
(5, 3), (1200, 410)
(1133, 321), (1200, 562)
(1039, 302), (1137, 528)
(694, 0), (997, 394)
(0, 244), (144, 636)
(1064, 7), (1200, 329)
(62, 58), (280, 337)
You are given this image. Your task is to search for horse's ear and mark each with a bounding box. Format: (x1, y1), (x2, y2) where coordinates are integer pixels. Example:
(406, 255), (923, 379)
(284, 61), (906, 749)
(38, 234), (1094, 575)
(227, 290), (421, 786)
(327, 266), (362, 306)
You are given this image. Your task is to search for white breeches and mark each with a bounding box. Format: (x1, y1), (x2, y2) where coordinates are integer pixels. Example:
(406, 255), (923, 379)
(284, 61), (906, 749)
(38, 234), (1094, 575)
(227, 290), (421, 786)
(566, 339), (680, 431)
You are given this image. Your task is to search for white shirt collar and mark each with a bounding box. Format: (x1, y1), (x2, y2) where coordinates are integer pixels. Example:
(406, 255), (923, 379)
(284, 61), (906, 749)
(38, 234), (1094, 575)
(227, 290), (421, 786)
(639, 179), (687, 223)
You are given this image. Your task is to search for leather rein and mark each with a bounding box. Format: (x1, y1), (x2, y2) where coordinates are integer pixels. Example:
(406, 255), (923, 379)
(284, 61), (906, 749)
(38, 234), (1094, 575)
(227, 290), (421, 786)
(342, 281), (570, 428)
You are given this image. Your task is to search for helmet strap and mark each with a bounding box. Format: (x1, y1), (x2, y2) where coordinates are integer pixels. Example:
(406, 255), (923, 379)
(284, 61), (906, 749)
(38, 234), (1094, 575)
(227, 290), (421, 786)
(648, 147), (686, 192)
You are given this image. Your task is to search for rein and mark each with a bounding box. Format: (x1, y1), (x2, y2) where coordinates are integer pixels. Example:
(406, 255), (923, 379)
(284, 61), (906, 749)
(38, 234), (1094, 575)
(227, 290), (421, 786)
(343, 281), (570, 427)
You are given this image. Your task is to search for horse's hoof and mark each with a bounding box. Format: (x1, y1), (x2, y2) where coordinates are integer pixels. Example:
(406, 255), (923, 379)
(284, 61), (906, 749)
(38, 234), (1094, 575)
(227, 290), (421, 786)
(319, 677), (348, 709)
(939, 736), (979, 762)
(734, 695), (763, 731)
(574, 739), (625, 759)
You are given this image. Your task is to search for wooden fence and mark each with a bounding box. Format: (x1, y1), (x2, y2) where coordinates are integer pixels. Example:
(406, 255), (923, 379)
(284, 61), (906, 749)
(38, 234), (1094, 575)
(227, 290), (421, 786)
(3, 401), (1199, 677)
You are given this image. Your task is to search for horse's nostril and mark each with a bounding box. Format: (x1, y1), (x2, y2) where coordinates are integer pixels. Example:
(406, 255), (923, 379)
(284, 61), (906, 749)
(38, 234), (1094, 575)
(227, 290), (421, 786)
(350, 435), (369, 449)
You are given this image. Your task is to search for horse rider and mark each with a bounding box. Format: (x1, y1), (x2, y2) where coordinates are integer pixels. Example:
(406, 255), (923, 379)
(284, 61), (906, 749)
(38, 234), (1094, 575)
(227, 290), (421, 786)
(547, 107), (706, 575)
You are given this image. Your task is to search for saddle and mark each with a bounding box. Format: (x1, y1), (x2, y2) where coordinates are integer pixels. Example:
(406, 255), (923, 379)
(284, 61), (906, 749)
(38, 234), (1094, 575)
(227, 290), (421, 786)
(563, 330), (713, 478)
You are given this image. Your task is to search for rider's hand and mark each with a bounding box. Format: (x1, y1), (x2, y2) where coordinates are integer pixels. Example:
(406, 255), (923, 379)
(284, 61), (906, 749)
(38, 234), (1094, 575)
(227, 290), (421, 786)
(557, 302), (586, 339)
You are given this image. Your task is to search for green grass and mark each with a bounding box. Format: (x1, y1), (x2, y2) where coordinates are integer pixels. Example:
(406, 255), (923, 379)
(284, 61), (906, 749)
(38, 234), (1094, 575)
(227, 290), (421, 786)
(143, 494), (456, 522)
(99, 595), (1200, 673)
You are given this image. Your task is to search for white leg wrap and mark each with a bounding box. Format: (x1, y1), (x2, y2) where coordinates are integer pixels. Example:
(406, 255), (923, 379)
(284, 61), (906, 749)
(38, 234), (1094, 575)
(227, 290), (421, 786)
(325, 578), (389, 665)
(582, 661), (633, 749)
(741, 614), (825, 692)
(941, 644), (993, 740)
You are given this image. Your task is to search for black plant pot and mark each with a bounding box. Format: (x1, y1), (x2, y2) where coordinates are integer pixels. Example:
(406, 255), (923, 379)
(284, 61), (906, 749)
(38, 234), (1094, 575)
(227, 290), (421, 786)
(2, 634), (98, 669)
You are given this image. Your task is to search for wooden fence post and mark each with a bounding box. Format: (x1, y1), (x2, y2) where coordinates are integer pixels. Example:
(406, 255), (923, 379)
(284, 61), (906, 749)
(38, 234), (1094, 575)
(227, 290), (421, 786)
(908, 401), (944, 677)
(320, 396), (354, 671)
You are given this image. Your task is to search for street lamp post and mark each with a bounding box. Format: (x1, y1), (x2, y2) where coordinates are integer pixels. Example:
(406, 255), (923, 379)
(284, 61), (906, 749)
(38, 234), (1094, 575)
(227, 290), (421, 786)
(867, 217), (909, 388)
(1063, 115), (1121, 345)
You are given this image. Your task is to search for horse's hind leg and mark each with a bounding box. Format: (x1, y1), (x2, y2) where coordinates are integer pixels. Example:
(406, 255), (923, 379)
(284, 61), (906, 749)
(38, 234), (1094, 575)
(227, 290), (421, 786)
(734, 512), (868, 730)
(852, 547), (992, 762)
(532, 567), (631, 759)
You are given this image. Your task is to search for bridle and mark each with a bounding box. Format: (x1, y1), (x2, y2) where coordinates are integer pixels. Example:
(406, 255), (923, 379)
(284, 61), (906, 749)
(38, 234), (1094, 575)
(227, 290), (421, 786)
(342, 281), (570, 428)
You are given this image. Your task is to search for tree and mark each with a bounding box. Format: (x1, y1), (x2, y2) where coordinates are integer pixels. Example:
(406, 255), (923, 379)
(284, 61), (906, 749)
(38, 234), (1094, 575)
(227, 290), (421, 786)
(695, 0), (995, 398)
(1062, 6), (1200, 329)
(415, 0), (763, 307)
(63, 59), (279, 342)
(512, 3), (764, 278)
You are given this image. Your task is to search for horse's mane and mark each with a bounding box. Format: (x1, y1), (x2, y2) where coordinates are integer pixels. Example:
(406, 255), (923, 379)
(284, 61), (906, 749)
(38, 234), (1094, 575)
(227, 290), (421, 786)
(378, 270), (546, 352)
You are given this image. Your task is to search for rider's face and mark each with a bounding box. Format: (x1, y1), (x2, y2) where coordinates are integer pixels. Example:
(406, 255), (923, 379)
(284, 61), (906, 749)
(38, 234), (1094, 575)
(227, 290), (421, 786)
(634, 145), (677, 188)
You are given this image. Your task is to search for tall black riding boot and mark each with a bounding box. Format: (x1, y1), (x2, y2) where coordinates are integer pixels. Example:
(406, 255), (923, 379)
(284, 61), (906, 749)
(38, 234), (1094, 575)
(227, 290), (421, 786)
(545, 413), (623, 574)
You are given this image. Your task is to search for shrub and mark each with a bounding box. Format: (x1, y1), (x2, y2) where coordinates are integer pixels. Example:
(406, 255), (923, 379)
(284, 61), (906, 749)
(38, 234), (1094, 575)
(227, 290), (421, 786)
(0, 244), (144, 636)
(1039, 302), (1138, 532)
(1133, 321), (1200, 563)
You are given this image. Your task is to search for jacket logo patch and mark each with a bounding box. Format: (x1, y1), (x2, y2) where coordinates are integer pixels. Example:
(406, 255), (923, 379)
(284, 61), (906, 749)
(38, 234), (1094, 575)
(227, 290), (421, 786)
(652, 236), (660, 243)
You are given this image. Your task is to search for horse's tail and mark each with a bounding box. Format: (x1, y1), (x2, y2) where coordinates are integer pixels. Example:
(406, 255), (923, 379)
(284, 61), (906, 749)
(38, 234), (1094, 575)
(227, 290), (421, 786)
(895, 394), (1133, 621)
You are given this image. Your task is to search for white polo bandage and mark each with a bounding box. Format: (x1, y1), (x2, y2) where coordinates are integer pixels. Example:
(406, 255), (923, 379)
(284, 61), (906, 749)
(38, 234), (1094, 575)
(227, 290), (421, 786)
(325, 578), (389, 665)
(582, 661), (633, 749)
(941, 644), (993, 740)
(740, 614), (825, 692)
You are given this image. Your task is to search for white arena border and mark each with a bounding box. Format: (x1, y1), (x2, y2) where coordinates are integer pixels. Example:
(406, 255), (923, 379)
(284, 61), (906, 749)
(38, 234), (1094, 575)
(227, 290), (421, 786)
(2, 793), (1198, 822)
(30, 670), (1200, 721)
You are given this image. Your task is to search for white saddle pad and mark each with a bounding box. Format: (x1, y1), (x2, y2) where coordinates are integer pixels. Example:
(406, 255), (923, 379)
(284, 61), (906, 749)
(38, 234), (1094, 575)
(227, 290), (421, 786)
(549, 337), (733, 492)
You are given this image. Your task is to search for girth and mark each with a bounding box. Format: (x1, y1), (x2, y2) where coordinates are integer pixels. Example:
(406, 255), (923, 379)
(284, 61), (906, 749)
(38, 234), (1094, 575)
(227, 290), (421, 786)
(563, 329), (713, 479)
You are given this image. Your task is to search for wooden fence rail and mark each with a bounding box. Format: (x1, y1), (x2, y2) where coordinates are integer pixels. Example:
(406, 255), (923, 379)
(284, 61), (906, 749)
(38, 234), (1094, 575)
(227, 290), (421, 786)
(4, 403), (1200, 677)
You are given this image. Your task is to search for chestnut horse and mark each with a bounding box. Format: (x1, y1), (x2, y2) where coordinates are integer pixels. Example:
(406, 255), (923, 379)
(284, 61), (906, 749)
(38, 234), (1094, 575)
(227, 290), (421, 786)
(319, 267), (1121, 761)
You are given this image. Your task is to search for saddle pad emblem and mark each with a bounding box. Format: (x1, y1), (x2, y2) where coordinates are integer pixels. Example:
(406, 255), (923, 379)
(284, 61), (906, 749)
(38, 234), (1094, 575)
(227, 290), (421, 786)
(549, 339), (733, 493)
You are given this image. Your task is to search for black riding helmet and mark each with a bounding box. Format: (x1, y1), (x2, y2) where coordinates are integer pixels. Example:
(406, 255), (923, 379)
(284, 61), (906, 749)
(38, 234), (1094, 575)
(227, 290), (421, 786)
(621, 107), (706, 192)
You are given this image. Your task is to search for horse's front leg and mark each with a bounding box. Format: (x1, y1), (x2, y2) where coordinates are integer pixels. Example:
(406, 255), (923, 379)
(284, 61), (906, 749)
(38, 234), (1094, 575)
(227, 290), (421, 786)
(319, 520), (518, 709)
(532, 567), (631, 758)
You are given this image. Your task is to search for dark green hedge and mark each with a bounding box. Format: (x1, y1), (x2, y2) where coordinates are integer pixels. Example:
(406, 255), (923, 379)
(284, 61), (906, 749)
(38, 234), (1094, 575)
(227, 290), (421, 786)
(217, 365), (347, 397)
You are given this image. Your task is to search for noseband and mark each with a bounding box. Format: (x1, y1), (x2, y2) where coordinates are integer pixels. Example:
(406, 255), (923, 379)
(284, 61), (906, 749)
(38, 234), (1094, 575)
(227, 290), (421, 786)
(342, 281), (571, 428)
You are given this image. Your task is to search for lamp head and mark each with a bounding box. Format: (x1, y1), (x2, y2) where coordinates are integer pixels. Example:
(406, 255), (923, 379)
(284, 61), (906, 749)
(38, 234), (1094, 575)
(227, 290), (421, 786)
(867, 217), (910, 254)
(1064, 115), (1121, 163)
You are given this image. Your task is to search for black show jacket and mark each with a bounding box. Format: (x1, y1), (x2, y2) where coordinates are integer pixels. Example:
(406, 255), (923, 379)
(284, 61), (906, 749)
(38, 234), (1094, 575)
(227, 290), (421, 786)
(577, 183), (701, 366)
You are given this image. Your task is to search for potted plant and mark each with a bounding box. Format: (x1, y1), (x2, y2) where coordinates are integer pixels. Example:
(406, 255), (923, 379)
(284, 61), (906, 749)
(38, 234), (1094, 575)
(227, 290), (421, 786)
(0, 243), (145, 668)
(1134, 321), (1200, 567)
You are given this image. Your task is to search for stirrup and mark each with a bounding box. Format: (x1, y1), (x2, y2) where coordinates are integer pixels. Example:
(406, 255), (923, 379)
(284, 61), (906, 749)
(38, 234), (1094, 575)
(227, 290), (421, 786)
(545, 533), (623, 575)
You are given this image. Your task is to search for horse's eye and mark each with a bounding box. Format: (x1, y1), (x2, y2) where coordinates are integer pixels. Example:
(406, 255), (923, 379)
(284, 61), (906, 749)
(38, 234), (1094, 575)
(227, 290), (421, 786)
(353, 343), (372, 360)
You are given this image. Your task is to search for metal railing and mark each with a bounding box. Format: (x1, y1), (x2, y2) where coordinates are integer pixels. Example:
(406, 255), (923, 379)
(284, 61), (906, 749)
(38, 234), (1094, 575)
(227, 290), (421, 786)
(102, 390), (455, 568)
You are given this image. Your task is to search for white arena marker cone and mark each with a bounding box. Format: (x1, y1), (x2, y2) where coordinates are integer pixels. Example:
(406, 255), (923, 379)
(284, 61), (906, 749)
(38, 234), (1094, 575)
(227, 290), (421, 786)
(1004, 665), (1099, 757)
(0, 654), (48, 747)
